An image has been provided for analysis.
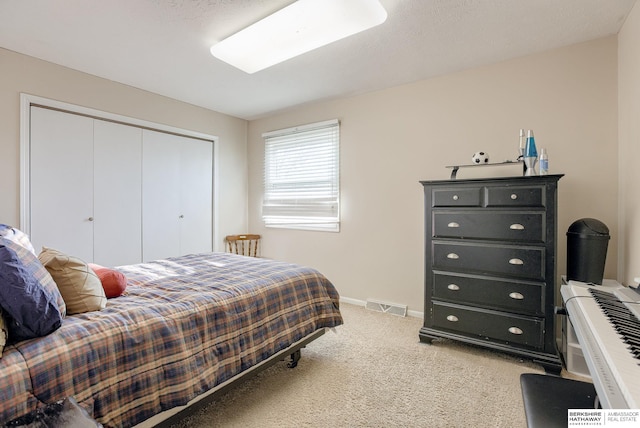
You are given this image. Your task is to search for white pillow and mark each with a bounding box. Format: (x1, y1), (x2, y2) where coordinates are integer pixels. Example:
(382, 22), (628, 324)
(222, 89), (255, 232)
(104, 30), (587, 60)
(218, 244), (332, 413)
(0, 224), (36, 255)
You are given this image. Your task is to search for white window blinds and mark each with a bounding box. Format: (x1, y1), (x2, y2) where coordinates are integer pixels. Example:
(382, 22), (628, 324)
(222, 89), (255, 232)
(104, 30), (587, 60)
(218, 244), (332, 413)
(262, 119), (340, 232)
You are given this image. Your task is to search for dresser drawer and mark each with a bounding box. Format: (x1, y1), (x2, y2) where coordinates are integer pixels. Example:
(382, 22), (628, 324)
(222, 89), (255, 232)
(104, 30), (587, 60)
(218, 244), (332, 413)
(433, 273), (545, 315)
(433, 211), (544, 242)
(432, 188), (481, 207)
(431, 302), (544, 348)
(433, 242), (544, 280)
(485, 186), (543, 207)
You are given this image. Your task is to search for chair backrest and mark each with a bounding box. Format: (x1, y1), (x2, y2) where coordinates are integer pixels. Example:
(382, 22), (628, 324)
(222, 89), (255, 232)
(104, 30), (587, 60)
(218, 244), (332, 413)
(225, 234), (261, 257)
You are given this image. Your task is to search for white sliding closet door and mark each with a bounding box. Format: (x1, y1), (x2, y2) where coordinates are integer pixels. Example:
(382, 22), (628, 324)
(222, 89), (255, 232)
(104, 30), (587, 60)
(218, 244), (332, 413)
(93, 121), (142, 266)
(30, 108), (143, 266)
(142, 130), (212, 262)
(142, 130), (182, 261)
(180, 138), (213, 256)
(30, 107), (94, 259)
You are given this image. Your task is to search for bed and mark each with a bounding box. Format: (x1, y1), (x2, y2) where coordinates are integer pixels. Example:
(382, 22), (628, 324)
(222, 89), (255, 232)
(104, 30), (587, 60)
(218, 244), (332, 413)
(0, 251), (343, 427)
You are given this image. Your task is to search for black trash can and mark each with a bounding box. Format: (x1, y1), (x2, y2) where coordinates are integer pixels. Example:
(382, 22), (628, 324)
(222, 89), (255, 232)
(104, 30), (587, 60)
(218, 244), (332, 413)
(566, 218), (610, 284)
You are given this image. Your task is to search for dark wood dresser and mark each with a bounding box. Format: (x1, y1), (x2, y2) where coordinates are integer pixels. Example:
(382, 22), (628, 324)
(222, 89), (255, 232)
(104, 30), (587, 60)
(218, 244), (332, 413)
(419, 175), (563, 372)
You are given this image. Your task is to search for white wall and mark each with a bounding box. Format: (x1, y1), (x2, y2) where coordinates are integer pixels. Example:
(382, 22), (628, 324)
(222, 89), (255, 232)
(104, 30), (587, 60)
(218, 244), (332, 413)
(0, 48), (248, 250)
(248, 37), (619, 313)
(618, 1), (640, 285)
(1, 33), (624, 314)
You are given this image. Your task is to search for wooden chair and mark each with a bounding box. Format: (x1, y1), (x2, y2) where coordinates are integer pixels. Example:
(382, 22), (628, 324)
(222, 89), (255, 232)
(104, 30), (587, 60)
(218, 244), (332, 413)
(225, 234), (261, 257)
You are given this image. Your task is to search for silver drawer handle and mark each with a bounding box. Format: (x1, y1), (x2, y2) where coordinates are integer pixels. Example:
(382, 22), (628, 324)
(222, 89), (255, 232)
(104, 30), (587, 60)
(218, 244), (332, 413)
(511, 193), (518, 200)
(446, 315), (459, 322)
(508, 327), (523, 335)
(447, 284), (460, 291)
(447, 253), (459, 260)
(509, 292), (524, 300)
(452, 195), (459, 201)
(447, 222), (460, 228)
(509, 223), (525, 230)
(509, 258), (524, 265)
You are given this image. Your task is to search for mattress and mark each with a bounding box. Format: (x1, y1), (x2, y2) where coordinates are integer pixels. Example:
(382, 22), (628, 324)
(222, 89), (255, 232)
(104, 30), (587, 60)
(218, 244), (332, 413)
(0, 252), (343, 427)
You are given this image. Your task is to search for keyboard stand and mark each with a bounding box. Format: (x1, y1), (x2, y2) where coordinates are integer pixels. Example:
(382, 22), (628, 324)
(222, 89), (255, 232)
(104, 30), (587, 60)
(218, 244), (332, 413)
(520, 374), (597, 428)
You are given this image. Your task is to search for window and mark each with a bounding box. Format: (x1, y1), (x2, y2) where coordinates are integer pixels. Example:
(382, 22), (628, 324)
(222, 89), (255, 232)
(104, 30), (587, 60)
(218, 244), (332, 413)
(262, 119), (340, 232)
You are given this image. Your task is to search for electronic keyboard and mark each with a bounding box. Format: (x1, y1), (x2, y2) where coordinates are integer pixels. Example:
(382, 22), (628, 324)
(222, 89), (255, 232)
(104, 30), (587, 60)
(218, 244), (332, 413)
(561, 281), (640, 409)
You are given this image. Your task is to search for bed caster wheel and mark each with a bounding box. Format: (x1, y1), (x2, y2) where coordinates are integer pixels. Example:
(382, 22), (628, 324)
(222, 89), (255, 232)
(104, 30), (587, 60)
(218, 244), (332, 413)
(287, 350), (301, 368)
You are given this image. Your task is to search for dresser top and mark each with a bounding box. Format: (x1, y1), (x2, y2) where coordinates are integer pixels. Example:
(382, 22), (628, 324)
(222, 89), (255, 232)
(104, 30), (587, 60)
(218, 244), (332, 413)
(420, 174), (564, 186)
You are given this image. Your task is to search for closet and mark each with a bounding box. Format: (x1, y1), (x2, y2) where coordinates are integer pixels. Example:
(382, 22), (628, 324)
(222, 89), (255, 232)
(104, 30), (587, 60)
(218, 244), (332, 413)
(28, 106), (213, 266)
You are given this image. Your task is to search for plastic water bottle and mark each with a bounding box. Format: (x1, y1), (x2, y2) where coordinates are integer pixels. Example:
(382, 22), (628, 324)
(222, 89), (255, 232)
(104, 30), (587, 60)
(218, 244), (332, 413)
(539, 148), (549, 175)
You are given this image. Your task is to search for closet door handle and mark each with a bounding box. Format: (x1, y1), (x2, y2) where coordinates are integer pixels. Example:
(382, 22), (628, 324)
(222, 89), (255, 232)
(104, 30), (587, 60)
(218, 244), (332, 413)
(447, 253), (459, 260)
(509, 223), (524, 230)
(87, 217), (94, 222)
(508, 327), (523, 335)
(509, 292), (524, 300)
(447, 222), (460, 228)
(509, 258), (524, 265)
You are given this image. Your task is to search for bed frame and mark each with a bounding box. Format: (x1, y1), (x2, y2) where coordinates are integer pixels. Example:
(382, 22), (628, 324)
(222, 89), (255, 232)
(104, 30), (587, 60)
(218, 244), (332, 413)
(139, 329), (326, 427)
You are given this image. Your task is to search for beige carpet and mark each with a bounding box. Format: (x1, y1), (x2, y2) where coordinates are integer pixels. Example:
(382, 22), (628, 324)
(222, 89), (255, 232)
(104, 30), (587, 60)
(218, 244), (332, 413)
(169, 303), (547, 428)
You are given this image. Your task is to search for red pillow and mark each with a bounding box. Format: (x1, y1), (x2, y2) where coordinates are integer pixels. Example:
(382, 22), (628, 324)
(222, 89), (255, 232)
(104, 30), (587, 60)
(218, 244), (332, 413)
(88, 263), (127, 298)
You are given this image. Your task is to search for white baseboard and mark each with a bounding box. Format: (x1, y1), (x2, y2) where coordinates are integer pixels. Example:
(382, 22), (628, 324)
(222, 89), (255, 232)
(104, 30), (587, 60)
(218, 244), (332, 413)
(339, 296), (367, 307)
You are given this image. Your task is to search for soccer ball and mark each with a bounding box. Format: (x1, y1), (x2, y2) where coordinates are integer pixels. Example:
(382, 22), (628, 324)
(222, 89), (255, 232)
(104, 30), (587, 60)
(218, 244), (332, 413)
(472, 151), (489, 164)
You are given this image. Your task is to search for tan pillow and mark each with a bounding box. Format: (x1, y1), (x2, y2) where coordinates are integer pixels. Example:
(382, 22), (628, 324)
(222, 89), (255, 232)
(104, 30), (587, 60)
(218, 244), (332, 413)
(0, 308), (7, 358)
(38, 247), (106, 315)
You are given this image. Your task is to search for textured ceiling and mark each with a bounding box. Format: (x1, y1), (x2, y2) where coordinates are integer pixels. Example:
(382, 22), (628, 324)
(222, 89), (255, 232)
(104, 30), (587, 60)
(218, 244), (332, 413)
(0, 0), (636, 120)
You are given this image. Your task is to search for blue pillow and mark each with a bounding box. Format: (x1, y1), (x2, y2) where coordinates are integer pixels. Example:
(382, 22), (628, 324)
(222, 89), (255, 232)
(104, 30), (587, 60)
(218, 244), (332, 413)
(0, 238), (63, 342)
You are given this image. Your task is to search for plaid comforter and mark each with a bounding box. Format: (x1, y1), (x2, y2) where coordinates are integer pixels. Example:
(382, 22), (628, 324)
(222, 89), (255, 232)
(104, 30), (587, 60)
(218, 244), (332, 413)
(0, 252), (342, 427)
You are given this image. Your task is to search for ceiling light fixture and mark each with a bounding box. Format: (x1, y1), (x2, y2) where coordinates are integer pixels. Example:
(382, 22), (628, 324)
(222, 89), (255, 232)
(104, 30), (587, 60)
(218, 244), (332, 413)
(210, 0), (387, 74)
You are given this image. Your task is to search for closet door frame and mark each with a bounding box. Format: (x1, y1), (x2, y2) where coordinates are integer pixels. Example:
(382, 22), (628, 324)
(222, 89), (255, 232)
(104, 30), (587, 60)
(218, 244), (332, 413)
(19, 93), (221, 252)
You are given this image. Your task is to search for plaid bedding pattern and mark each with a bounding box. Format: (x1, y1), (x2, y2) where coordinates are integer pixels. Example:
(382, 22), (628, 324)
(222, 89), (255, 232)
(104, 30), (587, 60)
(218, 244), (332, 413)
(0, 252), (342, 427)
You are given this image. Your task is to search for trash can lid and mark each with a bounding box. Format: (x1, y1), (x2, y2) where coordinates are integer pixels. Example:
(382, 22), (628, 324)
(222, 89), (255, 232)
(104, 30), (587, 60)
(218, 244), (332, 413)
(567, 218), (609, 237)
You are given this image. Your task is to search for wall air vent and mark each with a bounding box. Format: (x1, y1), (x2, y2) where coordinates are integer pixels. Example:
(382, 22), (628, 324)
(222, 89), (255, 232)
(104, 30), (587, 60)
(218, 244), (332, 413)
(365, 298), (407, 317)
